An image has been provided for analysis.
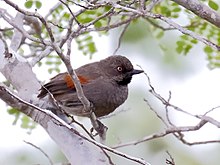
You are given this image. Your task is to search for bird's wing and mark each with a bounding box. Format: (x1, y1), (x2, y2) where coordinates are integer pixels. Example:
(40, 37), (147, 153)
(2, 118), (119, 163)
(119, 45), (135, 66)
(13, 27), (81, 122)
(37, 72), (92, 98)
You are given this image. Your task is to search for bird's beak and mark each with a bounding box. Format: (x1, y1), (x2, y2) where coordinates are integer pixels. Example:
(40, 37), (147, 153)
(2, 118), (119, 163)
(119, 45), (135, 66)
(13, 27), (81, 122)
(131, 69), (144, 75)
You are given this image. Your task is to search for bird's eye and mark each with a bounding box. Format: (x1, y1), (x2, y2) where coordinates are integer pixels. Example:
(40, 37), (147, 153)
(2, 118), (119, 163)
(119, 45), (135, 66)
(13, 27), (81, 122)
(117, 66), (123, 72)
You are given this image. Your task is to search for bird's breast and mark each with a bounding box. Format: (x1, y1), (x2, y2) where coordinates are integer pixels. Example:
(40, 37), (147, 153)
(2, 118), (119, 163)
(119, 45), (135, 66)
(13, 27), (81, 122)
(84, 81), (128, 117)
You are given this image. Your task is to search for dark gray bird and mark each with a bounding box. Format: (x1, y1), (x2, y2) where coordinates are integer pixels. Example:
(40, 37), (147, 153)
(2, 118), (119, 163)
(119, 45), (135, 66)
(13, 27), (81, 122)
(38, 55), (143, 117)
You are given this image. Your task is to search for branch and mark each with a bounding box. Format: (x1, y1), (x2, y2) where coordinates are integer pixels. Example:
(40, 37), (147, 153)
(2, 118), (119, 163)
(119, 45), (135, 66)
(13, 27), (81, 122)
(30, 46), (53, 67)
(3, 0), (55, 42)
(166, 151), (175, 165)
(113, 22), (130, 54)
(0, 8), (42, 44)
(112, 119), (207, 149)
(172, 0), (220, 28)
(24, 140), (53, 165)
(147, 13), (220, 51)
(10, 12), (24, 51)
(108, 3), (220, 51)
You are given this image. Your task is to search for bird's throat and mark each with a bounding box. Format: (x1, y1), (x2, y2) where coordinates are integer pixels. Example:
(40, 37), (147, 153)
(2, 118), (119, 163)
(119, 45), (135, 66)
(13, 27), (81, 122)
(117, 77), (132, 86)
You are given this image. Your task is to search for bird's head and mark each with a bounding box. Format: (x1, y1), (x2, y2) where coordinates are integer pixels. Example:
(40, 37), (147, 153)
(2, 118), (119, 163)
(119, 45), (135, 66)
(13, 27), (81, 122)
(99, 55), (143, 86)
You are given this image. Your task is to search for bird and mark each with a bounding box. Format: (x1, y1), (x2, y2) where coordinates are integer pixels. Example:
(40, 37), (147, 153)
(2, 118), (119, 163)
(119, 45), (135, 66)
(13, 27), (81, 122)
(38, 55), (143, 118)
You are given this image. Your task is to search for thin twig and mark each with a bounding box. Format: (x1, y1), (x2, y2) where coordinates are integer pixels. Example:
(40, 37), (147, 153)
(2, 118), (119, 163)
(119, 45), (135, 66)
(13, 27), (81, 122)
(112, 119), (207, 149)
(0, 34), (9, 54)
(165, 91), (174, 126)
(113, 22), (130, 55)
(24, 140), (53, 165)
(144, 98), (168, 126)
(166, 151), (175, 165)
(59, 0), (81, 26)
(0, 9), (42, 44)
(3, 0), (55, 42)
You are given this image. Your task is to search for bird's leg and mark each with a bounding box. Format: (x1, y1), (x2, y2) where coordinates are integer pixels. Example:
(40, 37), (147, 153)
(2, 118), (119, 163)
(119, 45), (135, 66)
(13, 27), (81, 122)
(89, 103), (108, 143)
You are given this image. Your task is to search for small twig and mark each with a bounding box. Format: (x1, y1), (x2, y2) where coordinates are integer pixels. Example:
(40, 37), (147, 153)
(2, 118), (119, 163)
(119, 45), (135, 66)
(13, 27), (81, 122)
(30, 46), (53, 67)
(166, 151), (175, 165)
(141, 69), (195, 117)
(203, 105), (220, 116)
(10, 12), (25, 51)
(112, 119), (207, 149)
(146, 13), (220, 51)
(24, 140), (53, 165)
(146, 18), (175, 31)
(3, 0), (55, 42)
(83, 7), (115, 28)
(113, 22), (130, 55)
(0, 27), (13, 31)
(0, 34), (9, 54)
(139, 0), (146, 11)
(165, 91), (174, 126)
(144, 98), (168, 126)
(69, 117), (95, 140)
(59, 0), (81, 26)
(45, 1), (64, 19)
(0, 9), (42, 44)
(107, 3), (220, 51)
(85, 15), (139, 33)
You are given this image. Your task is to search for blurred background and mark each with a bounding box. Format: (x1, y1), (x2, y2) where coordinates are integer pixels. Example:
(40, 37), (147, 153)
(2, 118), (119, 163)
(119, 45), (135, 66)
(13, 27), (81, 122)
(1, 1), (220, 165)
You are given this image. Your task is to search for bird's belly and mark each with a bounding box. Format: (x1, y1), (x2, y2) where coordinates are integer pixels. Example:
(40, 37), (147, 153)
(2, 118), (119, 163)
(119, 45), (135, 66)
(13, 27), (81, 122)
(88, 85), (128, 117)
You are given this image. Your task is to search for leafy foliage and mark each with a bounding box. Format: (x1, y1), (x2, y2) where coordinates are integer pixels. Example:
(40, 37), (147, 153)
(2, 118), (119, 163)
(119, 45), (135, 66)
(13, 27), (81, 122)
(154, 1), (182, 18)
(7, 108), (36, 133)
(150, 0), (220, 68)
(208, 0), (219, 11)
(76, 33), (97, 58)
(25, 0), (42, 9)
(44, 54), (62, 74)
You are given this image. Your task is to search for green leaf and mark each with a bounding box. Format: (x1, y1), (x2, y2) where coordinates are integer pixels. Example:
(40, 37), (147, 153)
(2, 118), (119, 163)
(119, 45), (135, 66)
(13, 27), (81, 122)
(54, 68), (61, 73)
(81, 17), (93, 24)
(21, 116), (30, 129)
(88, 42), (96, 53)
(7, 108), (20, 125)
(63, 12), (70, 20)
(176, 40), (185, 46)
(180, 35), (188, 40)
(208, 0), (219, 11)
(25, 0), (33, 9)
(204, 46), (213, 53)
(94, 21), (102, 28)
(176, 46), (183, 54)
(35, 1), (42, 9)
(48, 68), (53, 74)
(160, 6), (171, 17)
(55, 61), (62, 65)
(7, 108), (19, 114)
(156, 31), (164, 39)
(184, 44), (192, 55)
(172, 7), (181, 12)
(84, 35), (92, 41)
(172, 14), (179, 18)
(190, 39), (198, 44)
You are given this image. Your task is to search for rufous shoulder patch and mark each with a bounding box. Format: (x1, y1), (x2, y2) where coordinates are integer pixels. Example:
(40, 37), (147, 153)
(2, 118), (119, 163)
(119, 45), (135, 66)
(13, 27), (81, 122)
(64, 74), (89, 88)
